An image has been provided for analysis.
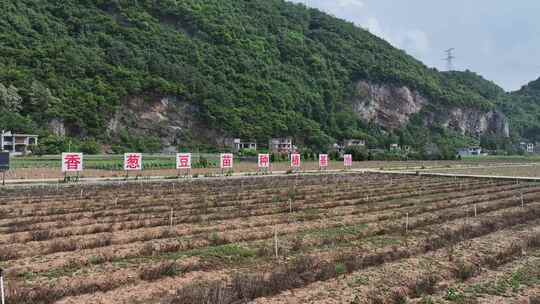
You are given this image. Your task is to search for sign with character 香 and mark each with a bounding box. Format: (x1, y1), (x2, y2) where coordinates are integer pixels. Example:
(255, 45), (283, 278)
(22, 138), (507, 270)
(62, 153), (83, 172)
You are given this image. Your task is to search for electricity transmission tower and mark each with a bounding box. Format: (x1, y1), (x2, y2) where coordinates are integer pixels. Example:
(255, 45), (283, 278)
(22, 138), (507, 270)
(444, 48), (456, 71)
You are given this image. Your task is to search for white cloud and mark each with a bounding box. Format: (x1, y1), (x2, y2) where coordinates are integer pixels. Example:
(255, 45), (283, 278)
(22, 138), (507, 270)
(360, 17), (431, 56)
(289, 0), (540, 90)
(334, 0), (364, 8)
(401, 30), (431, 55)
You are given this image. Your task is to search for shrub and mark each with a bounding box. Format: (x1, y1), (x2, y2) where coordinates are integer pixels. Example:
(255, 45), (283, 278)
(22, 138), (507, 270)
(208, 232), (228, 246)
(80, 139), (101, 154)
(389, 287), (409, 304)
(334, 263), (346, 276)
(411, 274), (438, 298)
(30, 229), (51, 242)
(139, 243), (155, 256)
(139, 261), (178, 281)
(48, 239), (78, 253)
(455, 261), (477, 281)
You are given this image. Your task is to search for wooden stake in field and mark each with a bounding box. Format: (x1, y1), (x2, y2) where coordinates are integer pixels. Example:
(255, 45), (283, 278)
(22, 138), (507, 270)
(474, 204), (477, 217)
(405, 213), (409, 234)
(274, 226), (279, 259)
(521, 192), (524, 208)
(170, 208), (174, 228)
(289, 198), (293, 213)
(80, 188), (83, 199)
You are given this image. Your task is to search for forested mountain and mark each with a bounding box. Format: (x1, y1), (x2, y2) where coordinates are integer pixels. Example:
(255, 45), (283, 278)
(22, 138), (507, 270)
(0, 0), (537, 155)
(499, 78), (540, 142)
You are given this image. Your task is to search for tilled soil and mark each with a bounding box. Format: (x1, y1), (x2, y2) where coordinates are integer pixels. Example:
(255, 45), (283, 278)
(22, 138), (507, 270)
(0, 173), (538, 304)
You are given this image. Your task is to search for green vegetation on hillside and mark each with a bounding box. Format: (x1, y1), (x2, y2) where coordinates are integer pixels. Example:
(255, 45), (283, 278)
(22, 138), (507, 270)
(0, 0), (536, 154)
(498, 77), (540, 142)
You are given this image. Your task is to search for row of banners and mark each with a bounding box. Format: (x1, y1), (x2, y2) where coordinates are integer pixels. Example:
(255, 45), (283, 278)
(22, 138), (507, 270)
(61, 153), (354, 173)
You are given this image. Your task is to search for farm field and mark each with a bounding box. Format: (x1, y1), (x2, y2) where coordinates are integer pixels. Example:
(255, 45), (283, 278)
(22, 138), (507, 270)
(1, 173), (540, 304)
(424, 164), (540, 178)
(4, 156), (539, 181)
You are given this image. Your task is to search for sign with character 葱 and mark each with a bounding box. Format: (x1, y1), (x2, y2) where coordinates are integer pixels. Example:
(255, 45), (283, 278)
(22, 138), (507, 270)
(124, 153), (143, 171)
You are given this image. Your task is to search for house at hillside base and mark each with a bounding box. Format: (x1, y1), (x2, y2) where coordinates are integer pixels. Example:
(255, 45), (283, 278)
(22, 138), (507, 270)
(225, 138), (257, 152)
(457, 147), (483, 157)
(519, 142), (540, 154)
(334, 139), (367, 156)
(344, 139), (366, 147)
(269, 137), (295, 153)
(0, 130), (38, 156)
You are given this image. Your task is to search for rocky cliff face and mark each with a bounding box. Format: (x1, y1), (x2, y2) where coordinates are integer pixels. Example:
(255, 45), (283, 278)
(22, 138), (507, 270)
(424, 108), (510, 138)
(106, 95), (195, 151)
(351, 81), (427, 129)
(351, 80), (510, 138)
(105, 95), (227, 152)
(100, 80), (509, 152)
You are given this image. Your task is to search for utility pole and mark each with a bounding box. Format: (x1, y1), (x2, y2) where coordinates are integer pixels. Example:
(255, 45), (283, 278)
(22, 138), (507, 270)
(444, 48), (456, 71)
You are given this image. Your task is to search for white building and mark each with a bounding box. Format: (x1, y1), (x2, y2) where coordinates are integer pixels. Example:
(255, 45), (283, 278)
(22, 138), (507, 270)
(390, 143), (400, 151)
(457, 147), (482, 157)
(0, 130), (38, 156)
(519, 142), (537, 154)
(225, 138), (257, 152)
(344, 139), (366, 147)
(269, 137), (295, 153)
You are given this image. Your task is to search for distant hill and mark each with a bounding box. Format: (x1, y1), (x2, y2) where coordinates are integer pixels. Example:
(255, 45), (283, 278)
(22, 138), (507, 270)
(0, 0), (533, 155)
(497, 77), (540, 142)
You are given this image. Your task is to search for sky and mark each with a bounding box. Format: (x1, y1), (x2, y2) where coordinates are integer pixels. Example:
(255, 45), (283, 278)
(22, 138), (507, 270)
(290, 0), (540, 91)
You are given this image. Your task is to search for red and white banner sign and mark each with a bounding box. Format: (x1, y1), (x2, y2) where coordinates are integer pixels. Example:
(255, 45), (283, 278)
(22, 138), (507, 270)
(319, 154), (329, 168)
(344, 154), (353, 167)
(258, 154), (270, 168)
(124, 153), (142, 171)
(176, 153), (192, 169)
(291, 153), (301, 168)
(62, 153), (83, 172)
(220, 153), (234, 169)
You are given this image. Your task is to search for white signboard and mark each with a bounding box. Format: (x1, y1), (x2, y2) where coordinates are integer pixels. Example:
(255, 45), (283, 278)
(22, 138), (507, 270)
(319, 154), (329, 168)
(176, 153), (192, 170)
(61, 153), (83, 172)
(258, 154), (270, 168)
(344, 154), (353, 167)
(124, 153), (142, 171)
(220, 153), (234, 169)
(291, 153), (301, 168)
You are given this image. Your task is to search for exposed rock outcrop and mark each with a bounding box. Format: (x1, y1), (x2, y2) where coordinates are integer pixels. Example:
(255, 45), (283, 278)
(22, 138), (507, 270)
(351, 80), (510, 138)
(107, 95), (225, 152)
(106, 95), (195, 151)
(351, 81), (427, 130)
(48, 119), (66, 137)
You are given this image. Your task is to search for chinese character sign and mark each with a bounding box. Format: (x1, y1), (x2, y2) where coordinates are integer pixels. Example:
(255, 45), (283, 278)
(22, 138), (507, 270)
(62, 153), (83, 172)
(344, 154), (353, 167)
(319, 154), (329, 168)
(220, 153), (234, 169)
(258, 154), (270, 168)
(176, 153), (192, 169)
(124, 153), (142, 171)
(291, 153), (301, 168)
